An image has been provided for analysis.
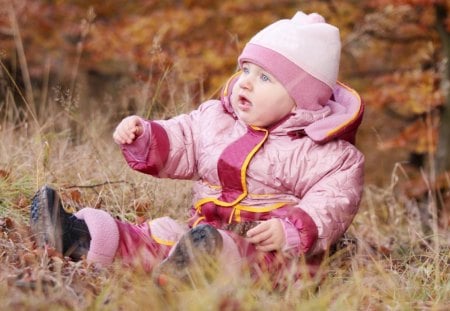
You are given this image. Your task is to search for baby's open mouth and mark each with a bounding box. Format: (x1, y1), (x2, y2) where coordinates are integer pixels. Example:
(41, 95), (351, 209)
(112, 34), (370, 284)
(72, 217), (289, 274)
(238, 95), (252, 110)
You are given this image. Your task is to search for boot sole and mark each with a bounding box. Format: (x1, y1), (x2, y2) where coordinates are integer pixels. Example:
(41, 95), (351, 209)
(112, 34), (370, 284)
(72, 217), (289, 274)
(30, 185), (63, 253)
(154, 224), (223, 287)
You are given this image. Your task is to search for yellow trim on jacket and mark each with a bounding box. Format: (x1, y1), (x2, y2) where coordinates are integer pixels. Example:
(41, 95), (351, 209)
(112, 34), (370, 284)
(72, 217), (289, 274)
(150, 233), (176, 246)
(195, 127), (268, 209)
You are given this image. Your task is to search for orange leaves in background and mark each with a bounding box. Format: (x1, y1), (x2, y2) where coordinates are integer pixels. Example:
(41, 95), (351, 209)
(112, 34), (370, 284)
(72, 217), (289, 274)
(369, 0), (449, 10)
(367, 70), (443, 118)
(364, 69), (443, 154)
(0, 0), (304, 104)
(1, 0), (449, 168)
(378, 116), (439, 153)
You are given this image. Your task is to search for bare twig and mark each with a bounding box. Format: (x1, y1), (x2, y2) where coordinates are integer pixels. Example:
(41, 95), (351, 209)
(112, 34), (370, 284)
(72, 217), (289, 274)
(61, 180), (134, 190)
(7, 1), (36, 120)
(0, 58), (39, 127)
(61, 180), (138, 203)
(69, 7), (96, 99)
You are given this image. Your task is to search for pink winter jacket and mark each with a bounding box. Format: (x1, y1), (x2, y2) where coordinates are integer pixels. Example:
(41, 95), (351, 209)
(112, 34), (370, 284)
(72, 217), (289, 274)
(120, 75), (364, 257)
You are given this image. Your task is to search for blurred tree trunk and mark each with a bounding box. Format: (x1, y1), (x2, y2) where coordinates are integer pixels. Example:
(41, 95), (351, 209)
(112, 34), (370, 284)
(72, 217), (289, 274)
(435, 4), (450, 173)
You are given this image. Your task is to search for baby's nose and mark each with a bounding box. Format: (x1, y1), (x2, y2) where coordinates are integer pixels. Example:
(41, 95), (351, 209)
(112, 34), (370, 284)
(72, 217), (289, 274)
(238, 76), (252, 90)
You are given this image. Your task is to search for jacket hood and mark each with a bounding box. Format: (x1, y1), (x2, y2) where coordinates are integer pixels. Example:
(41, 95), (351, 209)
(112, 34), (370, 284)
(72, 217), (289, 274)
(220, 72), (364, 145)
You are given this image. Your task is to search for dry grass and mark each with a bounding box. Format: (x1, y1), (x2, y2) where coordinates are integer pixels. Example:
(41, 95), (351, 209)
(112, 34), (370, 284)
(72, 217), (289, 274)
(1, 60), (449, 311)
(1, 100), (449, 311)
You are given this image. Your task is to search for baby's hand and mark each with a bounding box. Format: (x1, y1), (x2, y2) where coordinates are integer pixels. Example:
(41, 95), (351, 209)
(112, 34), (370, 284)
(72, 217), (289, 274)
(113, 115), (144, 145)
(246, 218), (285, 252)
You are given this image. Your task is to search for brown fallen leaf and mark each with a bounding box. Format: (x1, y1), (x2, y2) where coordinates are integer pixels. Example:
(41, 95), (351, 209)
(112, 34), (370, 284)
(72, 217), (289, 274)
(0, 169), (10, 180)
(133, 199), (152, 218)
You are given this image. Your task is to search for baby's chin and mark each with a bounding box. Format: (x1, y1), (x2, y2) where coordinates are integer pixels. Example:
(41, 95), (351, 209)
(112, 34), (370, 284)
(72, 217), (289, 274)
(234, 113), (262, 127)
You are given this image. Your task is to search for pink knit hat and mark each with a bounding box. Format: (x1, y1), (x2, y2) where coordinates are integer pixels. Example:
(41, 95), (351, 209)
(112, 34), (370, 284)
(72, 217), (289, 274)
(238, 12), (341, 111)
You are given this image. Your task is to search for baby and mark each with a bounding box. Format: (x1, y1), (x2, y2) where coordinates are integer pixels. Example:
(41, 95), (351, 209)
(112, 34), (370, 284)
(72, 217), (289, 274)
(31, 11), (364, 286)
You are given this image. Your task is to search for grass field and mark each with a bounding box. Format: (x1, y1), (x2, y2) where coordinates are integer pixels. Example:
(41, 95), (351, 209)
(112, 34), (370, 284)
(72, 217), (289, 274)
(0, 82), (449, 310)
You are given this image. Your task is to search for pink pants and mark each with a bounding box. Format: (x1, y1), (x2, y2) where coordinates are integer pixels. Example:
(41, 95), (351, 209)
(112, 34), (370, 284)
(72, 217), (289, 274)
(75, 208), (320, 283)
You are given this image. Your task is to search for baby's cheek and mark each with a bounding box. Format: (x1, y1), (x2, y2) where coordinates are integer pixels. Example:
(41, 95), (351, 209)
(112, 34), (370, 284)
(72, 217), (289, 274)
(229, 89), (239, 108)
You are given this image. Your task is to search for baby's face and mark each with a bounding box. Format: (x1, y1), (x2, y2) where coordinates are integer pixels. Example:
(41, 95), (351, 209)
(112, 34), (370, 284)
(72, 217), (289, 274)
(230, 62), (296, 128)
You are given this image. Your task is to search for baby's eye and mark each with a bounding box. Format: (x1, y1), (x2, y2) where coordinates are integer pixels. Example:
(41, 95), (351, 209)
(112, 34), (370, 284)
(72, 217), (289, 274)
(260, 74), (270, 82)
(242, 66), (250, 74)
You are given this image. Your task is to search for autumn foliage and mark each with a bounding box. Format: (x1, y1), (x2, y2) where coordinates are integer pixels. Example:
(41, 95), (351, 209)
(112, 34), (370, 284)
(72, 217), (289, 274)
(1, 1), (450, 164)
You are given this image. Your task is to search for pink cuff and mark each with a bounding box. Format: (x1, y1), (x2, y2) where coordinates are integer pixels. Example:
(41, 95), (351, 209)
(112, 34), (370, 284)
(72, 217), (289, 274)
(280, 219), (301, 252)
(74, 208), (120, 266)
(120, 117), (151, 161)
(120, 119), (170, 175)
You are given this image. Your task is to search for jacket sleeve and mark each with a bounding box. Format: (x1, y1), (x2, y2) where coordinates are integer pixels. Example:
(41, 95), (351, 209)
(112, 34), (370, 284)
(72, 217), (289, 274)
(285, 141), (365, 255)
(120, 120), (170, 176)
(120, 101), (215, 179)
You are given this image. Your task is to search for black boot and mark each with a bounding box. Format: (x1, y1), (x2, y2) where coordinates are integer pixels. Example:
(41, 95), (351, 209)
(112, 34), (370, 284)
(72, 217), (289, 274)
(30, 185), (91, 261)
(153, 224), (223, 288)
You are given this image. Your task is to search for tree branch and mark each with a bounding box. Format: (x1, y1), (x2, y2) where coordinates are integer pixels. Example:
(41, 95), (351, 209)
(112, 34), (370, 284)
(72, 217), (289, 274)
(363, 29), (431, 43)
(434, 4), (450, 173)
